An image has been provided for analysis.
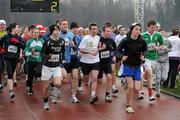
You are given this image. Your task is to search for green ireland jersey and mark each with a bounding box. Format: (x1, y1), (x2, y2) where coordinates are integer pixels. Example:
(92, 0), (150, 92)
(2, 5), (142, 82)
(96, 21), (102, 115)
(24, 38), (44, 62)
(142, 32), (164, 61)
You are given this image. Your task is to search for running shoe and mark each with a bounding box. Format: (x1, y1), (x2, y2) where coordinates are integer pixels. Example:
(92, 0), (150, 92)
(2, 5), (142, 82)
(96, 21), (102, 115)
(112, 88), (119, 97)
(27, 88), (34, 96)
(90, 95), (98, 104)
(43, 102), (50, 110)
(51, 96), (58, 104)
(137, 91), (144, 100)
(126, 106), (135, 114)
(156, 93), (161, 97)
(149, 96), (156, 101)
(105, 95), (112, 103)
(13, 80), (17, 87)
(0, 84), (3, 90)
(71, 96), (80, 103)
(9, 91), (15, 99)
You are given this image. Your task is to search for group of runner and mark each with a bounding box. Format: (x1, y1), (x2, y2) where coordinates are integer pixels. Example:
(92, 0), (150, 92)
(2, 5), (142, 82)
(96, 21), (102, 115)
(0, 18), (179, 113)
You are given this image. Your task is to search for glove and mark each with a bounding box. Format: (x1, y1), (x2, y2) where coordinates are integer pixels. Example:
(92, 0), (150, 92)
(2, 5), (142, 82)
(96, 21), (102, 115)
(10, 38), (19, 44)
(0, 48), (6, 54)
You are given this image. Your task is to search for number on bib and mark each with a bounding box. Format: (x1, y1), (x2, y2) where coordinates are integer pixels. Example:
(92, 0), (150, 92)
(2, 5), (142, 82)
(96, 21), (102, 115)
(100, 51), (109, 59)
(49, 54), (59, 62)
(7, 45), (17, 53)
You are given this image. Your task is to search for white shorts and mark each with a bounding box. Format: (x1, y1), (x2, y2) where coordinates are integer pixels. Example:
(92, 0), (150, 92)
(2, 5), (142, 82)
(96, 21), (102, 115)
(41, 65), (62, 81)
(144, 59), (157, 71)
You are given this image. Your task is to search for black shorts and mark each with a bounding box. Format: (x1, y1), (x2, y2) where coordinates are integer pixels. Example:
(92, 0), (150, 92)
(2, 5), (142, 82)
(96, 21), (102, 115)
(70, 58), (80, 69)
(5, 58), (18, 79)
(110, 59), (116, 64)
(98, 62), (112, 79)
(80, 62), (99, 75)
(64, 58), (80, 73)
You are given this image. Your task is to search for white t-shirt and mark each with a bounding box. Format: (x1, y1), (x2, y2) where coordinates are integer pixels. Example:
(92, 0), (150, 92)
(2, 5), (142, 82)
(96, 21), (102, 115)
(114, 34), (126, 47)
(79, 34), (100, 64)
(168, 35), (180, 57)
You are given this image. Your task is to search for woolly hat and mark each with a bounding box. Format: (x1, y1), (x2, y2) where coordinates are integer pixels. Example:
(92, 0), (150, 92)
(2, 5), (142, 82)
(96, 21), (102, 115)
(0, 20), (6, 25)
(39, 27), (46, 33)
(35, 24), (43, 29)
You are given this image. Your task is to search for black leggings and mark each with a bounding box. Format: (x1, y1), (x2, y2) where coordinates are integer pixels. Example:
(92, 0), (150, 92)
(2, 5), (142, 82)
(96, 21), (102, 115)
(26, 62), (42, 88)
(5, 58), (18, 79)
(165, 59), (180, 87)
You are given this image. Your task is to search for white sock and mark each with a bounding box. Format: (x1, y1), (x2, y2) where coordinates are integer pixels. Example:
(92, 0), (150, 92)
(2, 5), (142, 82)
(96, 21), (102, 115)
(91, 91), (96, 97)
(112, 85), (116, 90)
(139, 90), (144, 94)
(72, 95), (76, 98)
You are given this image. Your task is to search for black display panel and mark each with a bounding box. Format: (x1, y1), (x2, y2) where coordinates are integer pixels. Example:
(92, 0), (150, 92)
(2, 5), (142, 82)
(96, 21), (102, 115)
(11, 0), (59, 13)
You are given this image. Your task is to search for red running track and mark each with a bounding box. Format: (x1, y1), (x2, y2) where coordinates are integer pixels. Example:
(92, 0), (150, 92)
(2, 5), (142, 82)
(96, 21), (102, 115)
(0, 78), (180, 120)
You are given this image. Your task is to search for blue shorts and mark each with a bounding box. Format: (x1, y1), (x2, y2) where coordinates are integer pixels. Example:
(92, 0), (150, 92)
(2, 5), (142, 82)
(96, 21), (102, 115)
(122, 65), (141, 81)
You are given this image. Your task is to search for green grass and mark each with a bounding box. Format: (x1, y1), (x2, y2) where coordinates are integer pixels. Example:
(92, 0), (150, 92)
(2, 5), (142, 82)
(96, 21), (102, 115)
(161, 79), (180, 97)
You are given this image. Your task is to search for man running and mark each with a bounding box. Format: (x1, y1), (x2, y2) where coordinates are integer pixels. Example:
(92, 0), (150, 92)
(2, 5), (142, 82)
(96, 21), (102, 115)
(79, 23), (100, 104)
(141, 20), (164, 102)
(118, 23), (147, 113)
(98, 25), (116, 102)
(41, 24), (65, 110)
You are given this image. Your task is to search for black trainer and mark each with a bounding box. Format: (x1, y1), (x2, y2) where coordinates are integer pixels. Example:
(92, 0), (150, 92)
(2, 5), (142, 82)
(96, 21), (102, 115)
(112, 89), (119, 94)
(105, 92), (112, 103)
(90, 95), (98, 104)
(9, 91), (15, 99)
(13, 80), (17, 87)
(28, 88), (34, 96)
(0, 84), (3, 91)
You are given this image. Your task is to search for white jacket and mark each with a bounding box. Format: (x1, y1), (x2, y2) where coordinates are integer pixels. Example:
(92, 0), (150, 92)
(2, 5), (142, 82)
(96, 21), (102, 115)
(168, 35), (180, 57)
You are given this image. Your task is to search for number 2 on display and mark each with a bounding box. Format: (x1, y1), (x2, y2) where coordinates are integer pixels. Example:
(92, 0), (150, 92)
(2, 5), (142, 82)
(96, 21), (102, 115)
(51, 1), (58, 12)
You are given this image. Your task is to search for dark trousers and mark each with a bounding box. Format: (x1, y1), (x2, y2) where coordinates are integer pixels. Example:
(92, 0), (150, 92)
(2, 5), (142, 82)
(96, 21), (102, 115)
(26, 61), (42, 88)
(23, 57), (28, 74)
(0, 55), (5, 84)
(164, 59), (179, 87)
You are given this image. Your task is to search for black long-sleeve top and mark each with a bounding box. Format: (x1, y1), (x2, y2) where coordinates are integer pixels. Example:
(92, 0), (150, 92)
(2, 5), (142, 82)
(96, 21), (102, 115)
(99, 36), (116, 63)
(0, 33), (25, 59)
(117, 34), (147, 66)
(41, 37), (65, 67)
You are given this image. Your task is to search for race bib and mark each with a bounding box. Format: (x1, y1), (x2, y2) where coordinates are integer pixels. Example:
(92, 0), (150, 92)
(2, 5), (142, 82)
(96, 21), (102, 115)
(100, 51), (110, 59)
(49, 54), (59, 62)
(7, 45), (17, 53)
